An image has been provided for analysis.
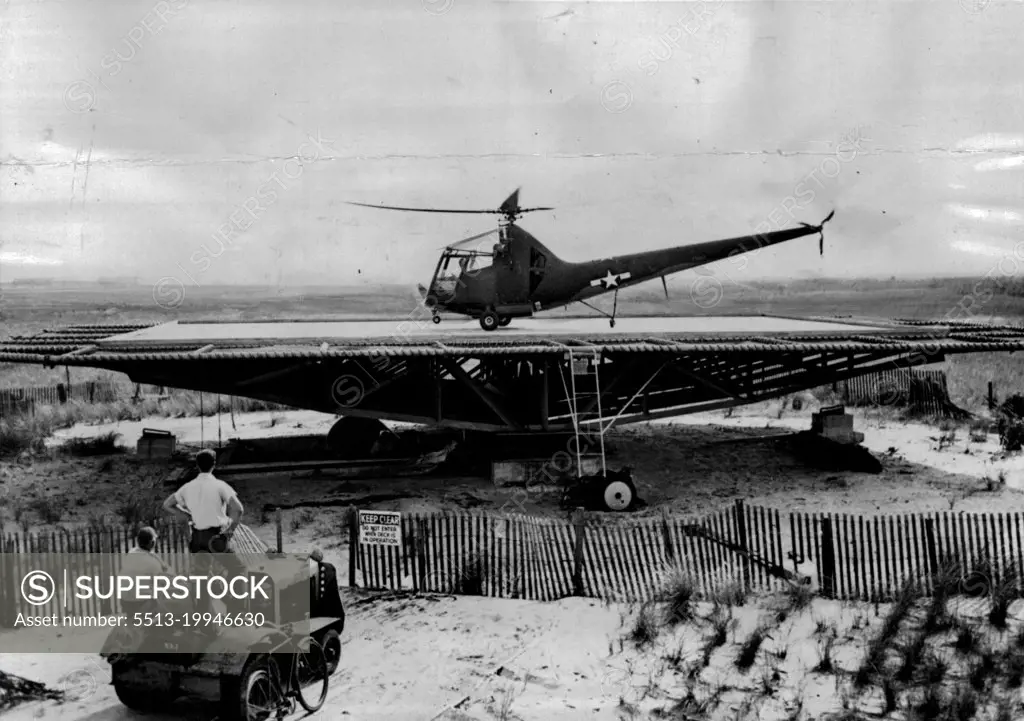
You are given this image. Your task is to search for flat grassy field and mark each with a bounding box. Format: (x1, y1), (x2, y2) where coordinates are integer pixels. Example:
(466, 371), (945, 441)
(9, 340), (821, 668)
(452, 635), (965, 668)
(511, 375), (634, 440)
(2, 277), (1024, 411)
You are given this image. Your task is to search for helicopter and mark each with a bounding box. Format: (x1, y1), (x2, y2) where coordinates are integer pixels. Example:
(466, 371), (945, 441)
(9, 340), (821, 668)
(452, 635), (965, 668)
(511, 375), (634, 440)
(348, 189), (835, 331)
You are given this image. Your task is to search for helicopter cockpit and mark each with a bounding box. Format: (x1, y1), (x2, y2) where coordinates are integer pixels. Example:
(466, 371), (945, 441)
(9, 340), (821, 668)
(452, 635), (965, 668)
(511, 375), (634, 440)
(429, 246), (493, 302)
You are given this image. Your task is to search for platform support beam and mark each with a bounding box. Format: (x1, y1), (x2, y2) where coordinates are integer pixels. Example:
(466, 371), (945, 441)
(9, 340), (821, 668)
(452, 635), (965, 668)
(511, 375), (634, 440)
(441, 358), (524, 431)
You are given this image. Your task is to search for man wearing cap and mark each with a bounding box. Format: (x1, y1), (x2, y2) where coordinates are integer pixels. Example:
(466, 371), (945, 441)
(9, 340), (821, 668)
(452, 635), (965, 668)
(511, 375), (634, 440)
(162, 449), (247, 615)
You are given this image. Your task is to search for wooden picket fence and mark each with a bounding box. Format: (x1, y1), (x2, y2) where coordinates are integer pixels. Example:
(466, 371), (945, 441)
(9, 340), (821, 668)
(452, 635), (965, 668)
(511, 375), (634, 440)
(0, 519), (280, 626)
(345, 501), (795, 602)
(838, 368), (961, 417)
(0, 381), (125, 416)
(348, 504), (1024, 605)
(791, 509), (1024, 602)
(6, 505), (1024, 623)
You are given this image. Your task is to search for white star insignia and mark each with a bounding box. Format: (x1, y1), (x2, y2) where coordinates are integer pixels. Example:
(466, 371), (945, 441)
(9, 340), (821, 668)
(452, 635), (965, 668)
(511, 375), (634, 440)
(591, 270), (631, 289)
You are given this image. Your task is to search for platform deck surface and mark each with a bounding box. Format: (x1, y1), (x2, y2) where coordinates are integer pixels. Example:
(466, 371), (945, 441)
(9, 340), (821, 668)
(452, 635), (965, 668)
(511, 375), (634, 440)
(103, 315), (887, 346)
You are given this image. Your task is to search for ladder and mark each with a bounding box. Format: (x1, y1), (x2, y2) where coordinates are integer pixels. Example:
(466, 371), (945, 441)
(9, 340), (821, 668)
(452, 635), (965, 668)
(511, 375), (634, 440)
(560, 349), (607, 477)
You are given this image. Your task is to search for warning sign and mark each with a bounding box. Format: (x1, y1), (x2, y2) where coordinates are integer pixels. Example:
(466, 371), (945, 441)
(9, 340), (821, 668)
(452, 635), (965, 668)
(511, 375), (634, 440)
(359, 510), (402, 547)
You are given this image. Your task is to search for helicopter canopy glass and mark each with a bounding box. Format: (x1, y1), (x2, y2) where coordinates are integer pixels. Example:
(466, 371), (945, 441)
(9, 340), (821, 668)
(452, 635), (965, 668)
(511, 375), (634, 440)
(432, 248), (494, 301)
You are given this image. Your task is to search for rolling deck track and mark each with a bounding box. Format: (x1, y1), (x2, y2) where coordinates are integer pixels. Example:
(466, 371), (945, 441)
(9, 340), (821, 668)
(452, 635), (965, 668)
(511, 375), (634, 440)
(2, 315), (1022, 432)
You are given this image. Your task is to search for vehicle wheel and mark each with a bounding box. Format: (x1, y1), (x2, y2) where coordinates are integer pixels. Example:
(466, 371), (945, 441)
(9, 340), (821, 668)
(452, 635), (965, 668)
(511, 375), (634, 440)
(598, 478), (636, 512)
(479, 311), (500, 331)
(327, 416), (386, 459)
(320, 629), (342, 676)
(225, 655), (283, 721)
(498, 316), (512, 327)
(295, 637), (329, 712)
(609, 319), (616, 328)
(432, 314), (442, 324)
(113, 680), (175, 712)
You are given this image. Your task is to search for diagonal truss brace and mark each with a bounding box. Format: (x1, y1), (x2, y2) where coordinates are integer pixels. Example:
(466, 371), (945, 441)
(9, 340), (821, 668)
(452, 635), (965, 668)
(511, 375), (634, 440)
(440, 358), (524, 431)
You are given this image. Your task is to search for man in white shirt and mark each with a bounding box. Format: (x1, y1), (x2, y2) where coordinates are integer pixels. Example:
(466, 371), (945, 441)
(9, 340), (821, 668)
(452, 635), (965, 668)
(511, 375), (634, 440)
(162, 449), (247, 614)
(120, 526), (168, 618)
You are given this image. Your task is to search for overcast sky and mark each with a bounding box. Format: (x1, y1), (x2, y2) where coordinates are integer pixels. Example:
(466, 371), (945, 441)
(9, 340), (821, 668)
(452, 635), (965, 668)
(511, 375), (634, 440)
(2, 0), (1023, 289)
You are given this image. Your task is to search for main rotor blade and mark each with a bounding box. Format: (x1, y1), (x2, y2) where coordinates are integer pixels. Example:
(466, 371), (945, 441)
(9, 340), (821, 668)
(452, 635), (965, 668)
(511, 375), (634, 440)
(444, 228), (499, 250)
(346, 201), (500, 215)
(347, 201), (554, 215)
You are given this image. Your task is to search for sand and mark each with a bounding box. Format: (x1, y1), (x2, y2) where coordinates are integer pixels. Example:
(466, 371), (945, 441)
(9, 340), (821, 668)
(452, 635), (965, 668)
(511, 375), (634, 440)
(4, 402), (1024, 719)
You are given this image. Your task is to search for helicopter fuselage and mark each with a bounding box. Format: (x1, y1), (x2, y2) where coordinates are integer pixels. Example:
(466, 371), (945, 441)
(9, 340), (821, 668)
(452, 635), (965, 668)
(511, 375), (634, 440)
(425, 217), (831, 326)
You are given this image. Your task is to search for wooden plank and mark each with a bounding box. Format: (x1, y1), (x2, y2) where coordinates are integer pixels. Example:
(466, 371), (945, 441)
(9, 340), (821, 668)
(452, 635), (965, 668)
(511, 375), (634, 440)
(969, 514), (981, 573)
(871, 516), (883, 602)
(853, 513), (864, 600)
(685, 517), (709, 596)
(744, 504), (759, 589)
(939, 511), (951, 569)
(389, 530), (399, 591)
(583, 517), (607, 598)
(863, 515), (875, 602)
(612, 520), (639, 602)
(486, 514), (496, 597)
(537, 518), (558, 601)
(707, 512), (728, 592)
(520, 515), (533, 600)
(559, 518), (579, 598)
(760, 506), (774, 590)
(534, 519), (555, 601)
(737, 503), (753, 589)
(835, 514), (847, 600)
(954, 512), (966, 580)
(608, 522), (636, 602)
(1016, 513), (1024, 594)
(648, 517), (670, 597)
(634, 521), (656, 601)
(622, 520), (647, 603)
(401, 515), (411, 582)
(545, 518), (565, 601)
(856, 513), (868, 600)
(894, 515), (906, 591)
(790, 511), (801, 575)
(552, 518), (574, 599)
(472, 513), (483, 595)
(812, 515), (824, 597)
(773, 508), (785, 589)
(909, 513), (922, 593)
(711, 512), (731, 587)
(963, 513), (976, 571)
(524, 517), (542, 601)
(575, 516), (591, 598)
(763, 506), (777, 590)
(424, 514), (437, 593)
(636, 519), (660, 600)
(981, 513), (992, 580)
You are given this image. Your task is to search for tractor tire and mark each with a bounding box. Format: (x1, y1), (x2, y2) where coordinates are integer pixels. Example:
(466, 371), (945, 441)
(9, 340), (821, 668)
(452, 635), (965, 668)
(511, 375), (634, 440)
(498, 316), (512, 327)
(113, 677), (177, 712)
(320, 629), (342, 676)
(479, 311), (500, 331)
(326, 416), (386, 459)
(597, 477), (637, 512)
(222, 655), (282, 721)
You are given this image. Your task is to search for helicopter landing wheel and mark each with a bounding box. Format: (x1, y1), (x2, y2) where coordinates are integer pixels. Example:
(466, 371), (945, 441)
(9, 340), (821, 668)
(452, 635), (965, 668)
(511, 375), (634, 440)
(431, 314), (441, 324)
(609, 319), (616, 328)
(479, 311), (500, 331)
(498, 316), (512, 327)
